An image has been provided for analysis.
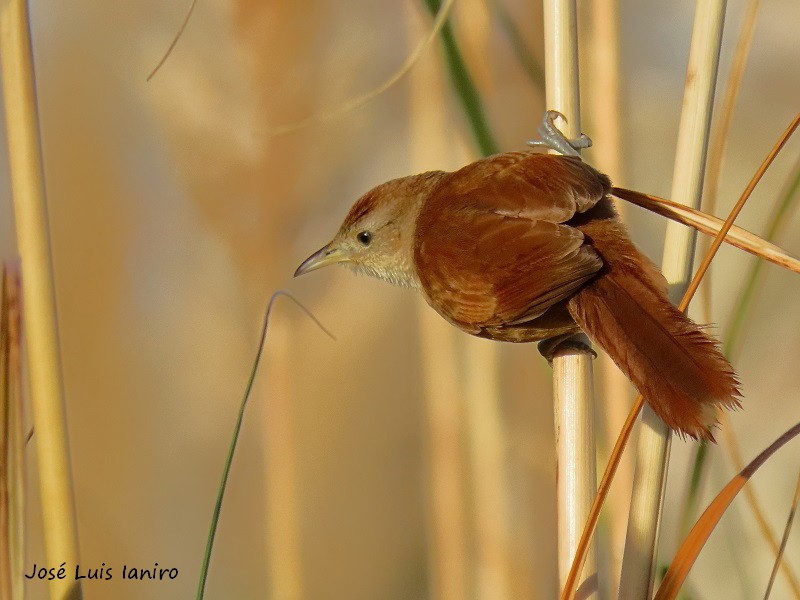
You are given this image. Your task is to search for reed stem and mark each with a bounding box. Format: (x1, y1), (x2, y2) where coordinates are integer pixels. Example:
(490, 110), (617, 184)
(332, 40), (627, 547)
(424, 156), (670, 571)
(0, 2), (82, 598)
(619, 1), (727, 597)
(543, 1), (598, 595)
(407, 5), (470, 596)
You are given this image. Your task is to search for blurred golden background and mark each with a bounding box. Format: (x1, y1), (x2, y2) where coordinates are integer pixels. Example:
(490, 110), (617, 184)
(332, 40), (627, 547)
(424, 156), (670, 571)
(2, 0), (799, 598)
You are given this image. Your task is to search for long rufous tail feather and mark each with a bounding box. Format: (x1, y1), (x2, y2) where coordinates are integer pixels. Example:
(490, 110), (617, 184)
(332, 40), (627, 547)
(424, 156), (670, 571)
(568, 218), (740, 440)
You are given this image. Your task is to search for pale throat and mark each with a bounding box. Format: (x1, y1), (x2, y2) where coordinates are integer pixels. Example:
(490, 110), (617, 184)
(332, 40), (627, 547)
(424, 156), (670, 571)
(346, 195), (425, 289)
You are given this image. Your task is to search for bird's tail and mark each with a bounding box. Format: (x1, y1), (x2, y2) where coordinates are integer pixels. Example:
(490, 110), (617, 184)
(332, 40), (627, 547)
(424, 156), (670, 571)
(568, 216), (740, 440)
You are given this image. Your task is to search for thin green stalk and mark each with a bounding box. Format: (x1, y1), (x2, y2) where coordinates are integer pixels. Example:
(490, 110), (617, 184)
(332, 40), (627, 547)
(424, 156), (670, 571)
(196, 291), (334, 600)
(421, 0), (500, 156)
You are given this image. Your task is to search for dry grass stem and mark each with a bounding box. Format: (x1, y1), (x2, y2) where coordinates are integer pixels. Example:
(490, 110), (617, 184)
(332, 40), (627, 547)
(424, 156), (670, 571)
(724, 155), (800, 359)
(464, 341), (512, 598)
(263, 318), (304, 600)
(449, 5), (513, 594)
(678, 114), (800, 304)
(763, 470), (800, 600)
(0, 270), (10, 600)
(696, 0), (762, 326)
(720, 412), (800, 597)
(562, 14), (800, 598)
(417, 304), (468, 600)
(1, 264), (25, 600)
(543, 0), (598, 594)
(267, 0), (455, 137)
(146, 0), (198, 81)
(0, 1), (82, 598)
(562, 29), (800, 600)
(407, 6), (469, 597)
(714, 156), (800, 598)
(611, 188), (800, 275)
(619, 1), (726, 596)
(583, 2), (631, 592)
(655, 422), (800, 600)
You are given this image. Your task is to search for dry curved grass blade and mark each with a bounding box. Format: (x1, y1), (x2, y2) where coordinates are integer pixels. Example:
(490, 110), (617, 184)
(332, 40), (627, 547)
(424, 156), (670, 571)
(702, 0), (761, 219)
(147, 0), (198, 81)
(725, 154), (800, 360)
(678, 114), (799, 305)
(654, 422), (800, 600)
(560, 113), (800, 600)
(682, 2), (767, 584)
(611, 187), (800, 276)
(196, 290), (334, 600)
(716, 157), (800, 599)
(718, 413), (800, 599)
(764, 470), (800, 599)
(267, 0), (455, 137)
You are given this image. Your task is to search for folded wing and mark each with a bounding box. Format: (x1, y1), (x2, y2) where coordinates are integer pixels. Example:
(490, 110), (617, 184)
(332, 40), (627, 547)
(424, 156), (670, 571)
(413, 153), (609, 333)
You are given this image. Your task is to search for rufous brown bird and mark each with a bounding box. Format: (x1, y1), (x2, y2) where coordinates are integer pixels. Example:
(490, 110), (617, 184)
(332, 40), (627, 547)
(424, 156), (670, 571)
(295, 149), (740, 440)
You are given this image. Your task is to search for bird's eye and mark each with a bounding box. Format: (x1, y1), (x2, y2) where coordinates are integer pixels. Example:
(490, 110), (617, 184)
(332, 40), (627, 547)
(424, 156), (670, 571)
(357, 230), (373, 246)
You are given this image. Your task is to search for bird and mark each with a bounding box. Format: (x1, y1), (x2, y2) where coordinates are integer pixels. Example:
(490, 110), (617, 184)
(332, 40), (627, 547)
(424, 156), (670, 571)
(294, 147), (740, 441)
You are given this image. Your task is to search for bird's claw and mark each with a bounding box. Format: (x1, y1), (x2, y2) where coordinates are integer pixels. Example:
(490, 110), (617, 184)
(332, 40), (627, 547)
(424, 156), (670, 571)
(538, 333), (596, 365)
(527, 109), (592, 158)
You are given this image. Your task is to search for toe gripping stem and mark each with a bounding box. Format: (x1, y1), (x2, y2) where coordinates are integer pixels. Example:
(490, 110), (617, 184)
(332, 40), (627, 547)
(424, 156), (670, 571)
(527, 110), (592, 158)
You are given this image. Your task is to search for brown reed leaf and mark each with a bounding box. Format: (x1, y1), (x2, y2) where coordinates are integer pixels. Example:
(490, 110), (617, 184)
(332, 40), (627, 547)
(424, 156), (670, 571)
(654, 422), (800, 600)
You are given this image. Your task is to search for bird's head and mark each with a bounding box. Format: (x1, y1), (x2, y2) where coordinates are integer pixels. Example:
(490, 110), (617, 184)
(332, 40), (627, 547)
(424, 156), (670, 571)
(294, 171), (446, 287)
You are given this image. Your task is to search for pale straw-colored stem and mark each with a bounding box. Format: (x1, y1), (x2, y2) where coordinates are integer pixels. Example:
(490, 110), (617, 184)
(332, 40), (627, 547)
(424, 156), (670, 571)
(0, 269), (10, 600)
(5, 267), (24, 600)
(544, 1), (598, 596)
(407, 4), (469, 597)
(619, 1), (727, 598)
(697, 0), (761, 323)
(610, 189), (800, 276)
(1, 264), (25, 600)
(0, 2), (82, 599)
(263, 318), (303, 600)
(417, 305), (469, 599)
(584, 1), (631, 594)
(763, 469), (800, 600)
(457, 4), (512, 596)
(464, 340), (512, 599)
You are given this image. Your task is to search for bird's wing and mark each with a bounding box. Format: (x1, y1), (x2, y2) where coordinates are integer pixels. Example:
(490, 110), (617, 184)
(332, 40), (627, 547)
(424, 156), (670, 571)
(413, 153), (608, 331)
(439, 152), (610, 221)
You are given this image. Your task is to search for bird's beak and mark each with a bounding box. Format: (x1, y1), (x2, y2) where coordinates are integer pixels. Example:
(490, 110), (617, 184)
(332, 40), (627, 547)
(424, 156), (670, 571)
(294, 243), (346, 277)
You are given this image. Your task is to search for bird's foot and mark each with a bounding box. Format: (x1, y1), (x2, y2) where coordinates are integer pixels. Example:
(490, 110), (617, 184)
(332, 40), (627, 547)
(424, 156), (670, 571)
(527, 110), (592, 157)
(538, 333), (596, 365)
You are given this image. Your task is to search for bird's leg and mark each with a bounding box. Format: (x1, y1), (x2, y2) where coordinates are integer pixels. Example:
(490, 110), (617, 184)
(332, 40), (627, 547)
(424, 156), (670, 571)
(538, 332), (597, 365)
(527, 110), (592, 157)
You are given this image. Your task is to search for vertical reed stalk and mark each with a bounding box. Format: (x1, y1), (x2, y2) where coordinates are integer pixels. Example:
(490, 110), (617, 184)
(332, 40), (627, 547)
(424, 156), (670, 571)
(464, 340), (511, 599)
(584, 1), (630, 593)
(543, 1), (597, 595)
(263, 318), (303, 600)
(0, 2), (82, 599)
(0, 265), (24, 600)
(421, 3), (512, 595)
(718, 157), (800, 598)
(0, 269), (11, 600)
(417, 306), (468, 600)
(458, 4), (513, 597)
(682, 0), (762, 543)
(407, 5), (469, 598)
(763, 470), (800, 600)
(619, 1), (726, 597)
